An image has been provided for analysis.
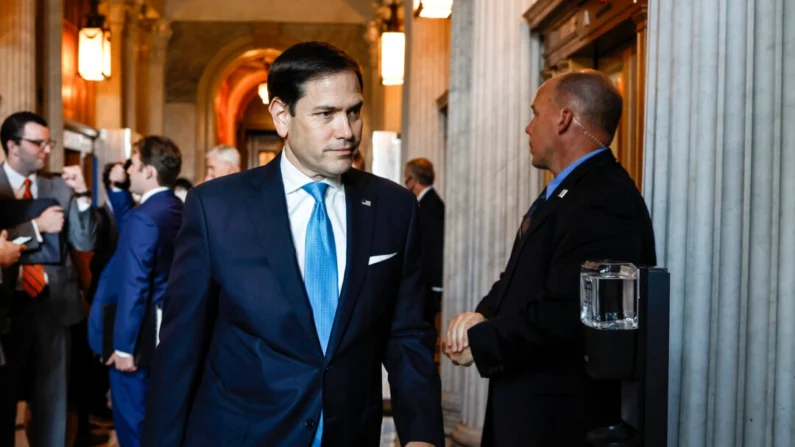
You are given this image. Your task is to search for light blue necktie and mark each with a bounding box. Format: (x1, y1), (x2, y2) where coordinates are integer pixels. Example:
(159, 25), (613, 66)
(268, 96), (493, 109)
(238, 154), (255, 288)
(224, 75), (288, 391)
(302, 182), (339, 447)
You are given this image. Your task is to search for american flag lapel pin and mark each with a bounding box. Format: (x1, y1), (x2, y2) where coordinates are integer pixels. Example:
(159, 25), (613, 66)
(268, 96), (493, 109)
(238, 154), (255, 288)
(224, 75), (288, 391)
(362, 199), (371, 207)
(558, 189), (569, 198)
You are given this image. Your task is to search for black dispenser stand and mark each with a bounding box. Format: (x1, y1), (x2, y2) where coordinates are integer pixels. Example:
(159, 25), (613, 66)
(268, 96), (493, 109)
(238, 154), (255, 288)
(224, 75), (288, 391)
(584, 267), (670, 447)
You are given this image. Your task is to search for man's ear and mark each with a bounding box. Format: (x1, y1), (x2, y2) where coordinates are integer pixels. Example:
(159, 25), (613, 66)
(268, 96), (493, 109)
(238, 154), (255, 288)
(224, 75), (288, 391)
(557, 108), (574, 135)
(269, 98), (291, 139)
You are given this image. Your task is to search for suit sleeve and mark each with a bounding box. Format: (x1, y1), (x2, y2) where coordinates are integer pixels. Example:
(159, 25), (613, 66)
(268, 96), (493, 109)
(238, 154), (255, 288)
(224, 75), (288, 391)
(143, 189), (216, 446)
(112, 212), (158, 354)
(107, 190), (134, 234)
(468, 186), (645, 378)
(383, 200), (445, 447)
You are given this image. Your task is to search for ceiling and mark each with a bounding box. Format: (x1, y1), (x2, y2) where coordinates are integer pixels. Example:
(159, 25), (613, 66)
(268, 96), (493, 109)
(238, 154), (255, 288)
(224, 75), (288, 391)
(165, 0), (374, 23)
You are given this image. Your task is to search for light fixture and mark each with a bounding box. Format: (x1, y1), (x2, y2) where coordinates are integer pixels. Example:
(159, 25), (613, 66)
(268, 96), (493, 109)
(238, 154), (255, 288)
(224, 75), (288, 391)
(78, 0), (110, 81)
(415, 0), (453, 19)
(380, 1), (404, 86)
(258, 83), (269, 104)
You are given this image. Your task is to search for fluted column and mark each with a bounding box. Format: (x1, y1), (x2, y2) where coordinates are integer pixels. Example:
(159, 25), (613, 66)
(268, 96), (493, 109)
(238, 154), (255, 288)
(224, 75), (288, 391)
(123, 6), (139, 130)
(42, 0), (64, 171)
(0, 0), (36, 123)
(643, 0), (795, 446)
(401, 9), (450, 191)
(141, 18), (171, 135)
(443, 0), (544, 445)
(95, 1), (127, 130)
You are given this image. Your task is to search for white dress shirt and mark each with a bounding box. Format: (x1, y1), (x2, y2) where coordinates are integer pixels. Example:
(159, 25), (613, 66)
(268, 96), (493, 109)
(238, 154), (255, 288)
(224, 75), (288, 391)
(281, 151), (347, 294)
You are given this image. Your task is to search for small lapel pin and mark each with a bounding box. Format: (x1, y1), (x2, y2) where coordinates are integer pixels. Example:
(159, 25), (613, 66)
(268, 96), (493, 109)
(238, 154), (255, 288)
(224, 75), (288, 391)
(361, 199), (371, 206)
(558, 189), (569, 198)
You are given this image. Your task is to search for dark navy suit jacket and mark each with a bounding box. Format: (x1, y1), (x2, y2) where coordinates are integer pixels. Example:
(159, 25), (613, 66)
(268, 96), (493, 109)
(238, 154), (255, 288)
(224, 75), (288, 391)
(88, 189), (183, 357)
(142, 155), (444, 446)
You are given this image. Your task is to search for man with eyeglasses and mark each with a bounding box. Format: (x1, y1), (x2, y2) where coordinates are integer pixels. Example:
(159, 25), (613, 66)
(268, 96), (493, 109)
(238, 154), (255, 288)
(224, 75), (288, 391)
(443, 70), (657, 446)
(0, 111), (97, 447)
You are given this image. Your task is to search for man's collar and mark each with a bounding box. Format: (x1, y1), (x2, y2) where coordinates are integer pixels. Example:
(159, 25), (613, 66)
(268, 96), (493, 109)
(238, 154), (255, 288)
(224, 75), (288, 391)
(280, 148), (343, 194)
(2, 162), (36, 191)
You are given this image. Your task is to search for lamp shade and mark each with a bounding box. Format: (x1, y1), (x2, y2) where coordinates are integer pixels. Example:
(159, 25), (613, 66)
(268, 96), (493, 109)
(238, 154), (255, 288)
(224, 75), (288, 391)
(258, 83), (269, 104)
(78, 27), (109, 81)
(419, 0), (453, 18)
(380, 31), (405, 86)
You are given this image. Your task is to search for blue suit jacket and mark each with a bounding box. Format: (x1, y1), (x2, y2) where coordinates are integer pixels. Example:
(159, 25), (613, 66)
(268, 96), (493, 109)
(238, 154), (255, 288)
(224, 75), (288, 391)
(143, 155), (444, 446)
(88, 190), (183, 357)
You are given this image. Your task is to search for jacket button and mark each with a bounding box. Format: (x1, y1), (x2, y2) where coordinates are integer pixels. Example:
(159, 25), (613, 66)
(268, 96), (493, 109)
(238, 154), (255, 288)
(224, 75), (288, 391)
(325, 364), (333, 371)
(305, 420), (315, 429)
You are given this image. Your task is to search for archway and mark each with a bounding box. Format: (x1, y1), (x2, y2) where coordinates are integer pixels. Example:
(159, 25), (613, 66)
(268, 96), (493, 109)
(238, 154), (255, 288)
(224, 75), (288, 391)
(194, 35), (293, 179)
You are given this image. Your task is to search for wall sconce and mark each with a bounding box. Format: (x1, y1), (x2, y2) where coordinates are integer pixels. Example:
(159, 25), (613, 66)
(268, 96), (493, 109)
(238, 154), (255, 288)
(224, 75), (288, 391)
(78, 0), (111, 81)
(414, 0), (453, 18)
(380, 1), (404, 86)
(258, 83), (270, 104)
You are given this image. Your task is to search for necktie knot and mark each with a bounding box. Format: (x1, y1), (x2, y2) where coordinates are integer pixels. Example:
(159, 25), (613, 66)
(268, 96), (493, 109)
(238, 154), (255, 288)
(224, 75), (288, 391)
(302, 182), (330, 204)
(23, 179), (33, 199)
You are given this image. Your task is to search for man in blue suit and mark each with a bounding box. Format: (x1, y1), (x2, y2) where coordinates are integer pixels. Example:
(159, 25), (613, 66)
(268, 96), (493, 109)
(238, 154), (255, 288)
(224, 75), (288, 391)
(88, 136), (183, 447)
(143, 41), (443, 446)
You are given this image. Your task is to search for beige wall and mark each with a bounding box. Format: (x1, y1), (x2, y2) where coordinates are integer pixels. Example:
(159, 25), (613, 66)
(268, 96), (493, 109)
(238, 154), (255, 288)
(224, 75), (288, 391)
(164, 102), (197, 182)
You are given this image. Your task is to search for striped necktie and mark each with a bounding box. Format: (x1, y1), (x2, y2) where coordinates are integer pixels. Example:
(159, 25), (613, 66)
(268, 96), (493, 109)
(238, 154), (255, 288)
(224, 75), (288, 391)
(21, 179), (46, 297)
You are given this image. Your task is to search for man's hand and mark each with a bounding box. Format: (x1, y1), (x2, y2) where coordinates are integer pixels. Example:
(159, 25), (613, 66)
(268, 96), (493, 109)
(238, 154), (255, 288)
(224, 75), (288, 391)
(109, 163), (127, 187)
(444, 312), (486, 354)
(35, 206), (64, 233)
(61, 165), (87, 193)
(106, 353), (138, 372)
(0, 230), (25, 267)
(443, 345), (474, 367)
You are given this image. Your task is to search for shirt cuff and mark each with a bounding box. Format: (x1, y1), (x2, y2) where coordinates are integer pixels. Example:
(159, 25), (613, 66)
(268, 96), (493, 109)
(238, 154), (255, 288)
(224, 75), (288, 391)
(114, 350), (133, 358)
(77, 197), (91, 211)
(30, 220), (44, 243)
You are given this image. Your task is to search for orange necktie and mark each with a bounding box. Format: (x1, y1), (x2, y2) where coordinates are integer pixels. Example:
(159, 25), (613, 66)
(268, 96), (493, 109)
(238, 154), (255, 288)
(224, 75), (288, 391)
(21, 179), (46, 297)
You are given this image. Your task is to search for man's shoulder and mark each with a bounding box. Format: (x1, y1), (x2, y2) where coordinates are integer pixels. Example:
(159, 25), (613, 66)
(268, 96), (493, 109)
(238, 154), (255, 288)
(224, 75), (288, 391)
(349, 170), (415, 206)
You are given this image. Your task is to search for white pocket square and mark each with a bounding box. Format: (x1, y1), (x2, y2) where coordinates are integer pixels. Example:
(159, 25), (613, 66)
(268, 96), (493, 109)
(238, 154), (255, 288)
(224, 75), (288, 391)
(368, 253), (397, 265)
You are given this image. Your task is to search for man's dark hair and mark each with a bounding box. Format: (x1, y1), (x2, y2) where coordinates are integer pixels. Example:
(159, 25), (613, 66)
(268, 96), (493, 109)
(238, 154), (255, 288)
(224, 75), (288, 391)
(1, 111), (48, 155)
(555, 70), (623, 138)
(134, 136), (182, 188)
(102, 162), (116, 190)
(268, 41), (363, 116)
(174, 177), (193, 191)
(406, 158), (435, 186)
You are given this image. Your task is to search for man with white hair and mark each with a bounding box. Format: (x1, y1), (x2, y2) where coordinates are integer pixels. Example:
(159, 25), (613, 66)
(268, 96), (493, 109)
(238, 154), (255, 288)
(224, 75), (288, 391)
(204, 144), (241, 182)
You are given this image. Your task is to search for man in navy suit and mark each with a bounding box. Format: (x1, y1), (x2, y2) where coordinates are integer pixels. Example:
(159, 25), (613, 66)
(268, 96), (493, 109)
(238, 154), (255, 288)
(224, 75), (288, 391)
(143, 41), (443, 446)
(88, 136), (183, 447)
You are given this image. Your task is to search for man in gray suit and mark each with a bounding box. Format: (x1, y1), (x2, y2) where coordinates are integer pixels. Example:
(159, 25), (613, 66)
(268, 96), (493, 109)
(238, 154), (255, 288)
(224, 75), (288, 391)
(0, 111), (96, 447)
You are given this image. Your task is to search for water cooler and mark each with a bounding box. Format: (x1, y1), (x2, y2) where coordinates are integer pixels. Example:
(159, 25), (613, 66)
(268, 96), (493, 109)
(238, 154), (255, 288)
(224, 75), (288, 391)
(580, 261), (670, 447)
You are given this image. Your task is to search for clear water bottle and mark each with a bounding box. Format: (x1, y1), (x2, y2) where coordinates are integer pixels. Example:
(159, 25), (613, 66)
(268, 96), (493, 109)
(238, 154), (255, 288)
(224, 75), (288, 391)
(580, 261), (639, 330)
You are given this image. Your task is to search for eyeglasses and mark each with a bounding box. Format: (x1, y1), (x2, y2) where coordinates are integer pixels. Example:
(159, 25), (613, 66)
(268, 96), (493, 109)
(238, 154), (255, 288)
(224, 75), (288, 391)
(571, 116), (608, 150)
(19, 138), (57, 150)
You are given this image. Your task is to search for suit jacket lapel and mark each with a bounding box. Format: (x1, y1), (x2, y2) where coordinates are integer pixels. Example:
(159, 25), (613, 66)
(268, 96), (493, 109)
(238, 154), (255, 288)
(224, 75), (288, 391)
(37, 175), (53, 199)
(0, 164), (15, 199)
(325, 170), (375, 360)
(243, 156), (323, 358)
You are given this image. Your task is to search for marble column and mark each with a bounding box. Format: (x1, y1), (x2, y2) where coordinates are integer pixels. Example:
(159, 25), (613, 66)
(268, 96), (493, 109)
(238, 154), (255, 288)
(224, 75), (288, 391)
(95, 1), (127, 130)
(137, 18), (171, 136)
(0, 0), (36, 123)
(123, 6), (139, 130)
(442, 0), (544, 445)
(42, 0), (64, 171)
(643, 0), (795, 446)
(400, 8), (450, 192)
